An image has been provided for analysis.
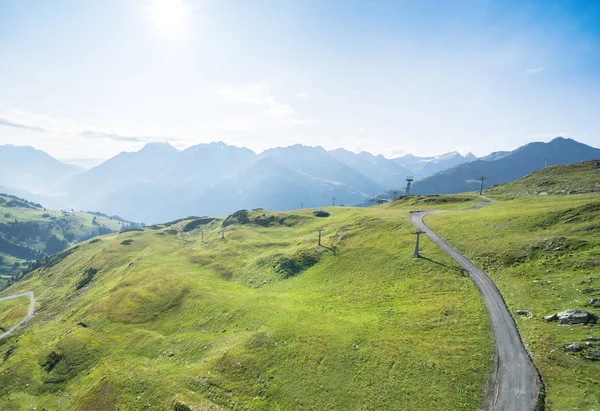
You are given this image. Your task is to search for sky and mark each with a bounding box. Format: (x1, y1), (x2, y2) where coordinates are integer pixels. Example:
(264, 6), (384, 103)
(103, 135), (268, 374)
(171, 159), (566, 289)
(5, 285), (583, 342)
(0, 0), (599, 160)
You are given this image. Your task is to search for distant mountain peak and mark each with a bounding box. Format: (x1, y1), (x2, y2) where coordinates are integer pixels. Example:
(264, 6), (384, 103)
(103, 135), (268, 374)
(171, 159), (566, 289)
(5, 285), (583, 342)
(139, 141), (179, 154)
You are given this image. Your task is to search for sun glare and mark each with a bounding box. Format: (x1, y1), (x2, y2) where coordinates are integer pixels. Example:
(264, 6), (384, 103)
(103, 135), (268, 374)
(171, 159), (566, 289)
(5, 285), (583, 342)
(143, 0), (192, 40)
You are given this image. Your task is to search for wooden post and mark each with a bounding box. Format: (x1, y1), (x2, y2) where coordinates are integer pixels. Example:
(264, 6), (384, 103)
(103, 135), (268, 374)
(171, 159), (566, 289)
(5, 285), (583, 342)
(317, 228), (324, 246)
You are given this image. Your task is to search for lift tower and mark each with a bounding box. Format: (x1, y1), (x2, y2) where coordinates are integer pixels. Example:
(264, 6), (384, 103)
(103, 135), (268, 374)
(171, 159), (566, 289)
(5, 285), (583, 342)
(479, 176), (486, 196)
(405, 176), (414, 197)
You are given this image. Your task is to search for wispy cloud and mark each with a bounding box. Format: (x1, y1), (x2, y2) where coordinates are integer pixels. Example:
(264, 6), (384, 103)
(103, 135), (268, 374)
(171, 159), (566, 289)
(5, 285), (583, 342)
(218, 84), (296, 118)
(218, 83), (313, 131)
(0, 115), (46, 131)
(296, 91), (310, 99)
(0, 110), (170, 143)
(526, 67), (544, 74)
(78, 130), (151, 143)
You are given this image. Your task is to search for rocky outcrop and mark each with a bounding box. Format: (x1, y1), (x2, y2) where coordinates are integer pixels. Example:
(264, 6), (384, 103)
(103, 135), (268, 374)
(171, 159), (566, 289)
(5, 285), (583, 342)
(544, 309), (597, 324)
(587, 298), (600, 308)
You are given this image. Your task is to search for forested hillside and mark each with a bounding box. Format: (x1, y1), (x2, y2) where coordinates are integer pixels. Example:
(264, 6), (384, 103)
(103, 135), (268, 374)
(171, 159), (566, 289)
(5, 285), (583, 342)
(0, 193), (137, 289)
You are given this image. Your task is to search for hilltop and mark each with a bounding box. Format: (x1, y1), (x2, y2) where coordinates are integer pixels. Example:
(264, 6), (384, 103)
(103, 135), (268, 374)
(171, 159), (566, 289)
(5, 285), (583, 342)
(0, 193), (138, 289)
(486, 160), (600, 195)
(0, 204), (493, 410)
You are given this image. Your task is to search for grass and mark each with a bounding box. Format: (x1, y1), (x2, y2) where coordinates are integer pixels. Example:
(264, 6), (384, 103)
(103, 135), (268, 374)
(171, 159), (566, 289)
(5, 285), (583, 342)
(388, 194), (484, 210)
(0, 205), (493, 410)
(0, 296), (29, 333)
(0, 193), (129, 284)
(487, 160), (600, 196)
(426, 194), (600, 410)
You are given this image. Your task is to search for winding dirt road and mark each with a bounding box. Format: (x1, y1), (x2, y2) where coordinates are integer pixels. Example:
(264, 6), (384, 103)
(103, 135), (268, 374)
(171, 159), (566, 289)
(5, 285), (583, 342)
(0, 291), (35, 341)
(410, 207), (542, 411)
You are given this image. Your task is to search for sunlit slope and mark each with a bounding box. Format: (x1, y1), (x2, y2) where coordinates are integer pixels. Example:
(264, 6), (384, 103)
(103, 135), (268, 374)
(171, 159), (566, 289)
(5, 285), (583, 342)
(487, 160), (600, 196)
(426, 194), (600, 410)
(0, 193), (128, 287)
(0, 295), (30, 333)
(0, 206), (492, 410)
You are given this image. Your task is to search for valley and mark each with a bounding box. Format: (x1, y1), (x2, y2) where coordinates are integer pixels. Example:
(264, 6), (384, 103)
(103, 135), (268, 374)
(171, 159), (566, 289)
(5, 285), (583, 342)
(0, 193), (138, 289)
(0, 154), (598, 410)
(3, 137), (599, 223)
(2, 1), (599, 409)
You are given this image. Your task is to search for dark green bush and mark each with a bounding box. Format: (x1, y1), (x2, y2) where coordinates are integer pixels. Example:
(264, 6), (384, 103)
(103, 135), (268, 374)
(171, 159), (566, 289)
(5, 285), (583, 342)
(76, 268), (98, 289)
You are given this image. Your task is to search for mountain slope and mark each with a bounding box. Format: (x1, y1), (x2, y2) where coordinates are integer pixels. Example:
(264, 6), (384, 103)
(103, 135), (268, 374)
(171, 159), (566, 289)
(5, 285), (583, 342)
(0, 205), (492, 410)
(62, 142), (181, 205)
(0, 145), (82, 194)
(0, 193), (135, 289)
(412, 137), (600, 194)
(55, 143), (385, 222)
(393, 151), (477, 179)
(261, 145), (383, 195)
(487, 160), (600, 195)
(329, 148), (412, 189)
(191, 156), (371, 215)
(61, 142), (258, 222)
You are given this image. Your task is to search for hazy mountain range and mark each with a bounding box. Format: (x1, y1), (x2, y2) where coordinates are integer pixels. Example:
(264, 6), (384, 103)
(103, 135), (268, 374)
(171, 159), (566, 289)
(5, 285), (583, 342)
(411, 137), (600, 195)
(1, 137), (599, 222)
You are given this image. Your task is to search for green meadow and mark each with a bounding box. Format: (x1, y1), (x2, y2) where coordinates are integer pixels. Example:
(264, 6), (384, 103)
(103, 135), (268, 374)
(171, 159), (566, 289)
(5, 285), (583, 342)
(0, 193), (129, 287)
(0, 295), (30, 334)
(487, 160), (600, 196)
(426, 194), (600, 410)
(0, 203), (493, 410)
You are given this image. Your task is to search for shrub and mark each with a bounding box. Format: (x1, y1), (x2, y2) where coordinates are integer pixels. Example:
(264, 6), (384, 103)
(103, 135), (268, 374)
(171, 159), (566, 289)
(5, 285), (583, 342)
(182, 218), (217, 232)
(222, 210), (250, 227)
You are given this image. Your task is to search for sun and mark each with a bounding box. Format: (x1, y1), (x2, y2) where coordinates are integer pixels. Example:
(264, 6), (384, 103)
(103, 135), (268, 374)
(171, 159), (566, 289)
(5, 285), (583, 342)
(143, 0), (192, 41)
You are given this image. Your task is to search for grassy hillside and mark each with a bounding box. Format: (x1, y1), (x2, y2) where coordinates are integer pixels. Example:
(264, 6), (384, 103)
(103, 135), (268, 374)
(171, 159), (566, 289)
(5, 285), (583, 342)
(0, 295), (30, 334)
(487, 160), (600, 196)
(0, 204), (493, 410)
(412, 137), (600, 195)
(426, 194), (600, 410)
(0, 193), (135, 289)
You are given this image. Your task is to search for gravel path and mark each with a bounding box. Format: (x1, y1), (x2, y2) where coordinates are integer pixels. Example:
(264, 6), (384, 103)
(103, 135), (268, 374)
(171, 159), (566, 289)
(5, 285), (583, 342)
(410, 205), (542, 411)
(0, 291), (35, 341)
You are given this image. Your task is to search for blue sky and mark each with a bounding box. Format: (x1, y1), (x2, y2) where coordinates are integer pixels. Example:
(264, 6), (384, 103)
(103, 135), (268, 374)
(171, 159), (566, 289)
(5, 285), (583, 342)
(0, 0), (599, 159)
